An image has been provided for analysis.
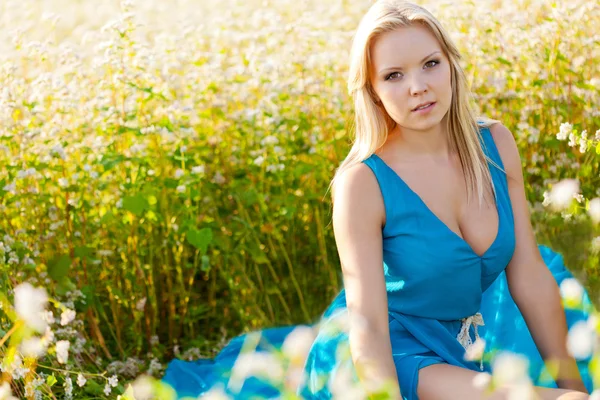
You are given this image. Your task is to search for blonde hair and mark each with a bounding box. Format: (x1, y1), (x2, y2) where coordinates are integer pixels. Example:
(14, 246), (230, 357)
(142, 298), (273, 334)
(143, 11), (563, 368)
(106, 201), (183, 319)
(329, 0), (501, 207)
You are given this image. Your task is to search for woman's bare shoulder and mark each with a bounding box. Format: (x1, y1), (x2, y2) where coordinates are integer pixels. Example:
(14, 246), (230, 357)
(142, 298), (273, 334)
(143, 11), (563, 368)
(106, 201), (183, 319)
(333, 162), (385, 228)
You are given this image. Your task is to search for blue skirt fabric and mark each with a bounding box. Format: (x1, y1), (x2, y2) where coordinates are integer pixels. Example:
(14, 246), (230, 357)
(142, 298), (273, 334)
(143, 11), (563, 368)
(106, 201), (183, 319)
(162, 244), (596, 399)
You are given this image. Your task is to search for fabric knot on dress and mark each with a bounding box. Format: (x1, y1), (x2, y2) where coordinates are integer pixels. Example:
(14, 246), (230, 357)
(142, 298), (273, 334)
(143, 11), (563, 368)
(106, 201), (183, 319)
(457, 312), (485, 370)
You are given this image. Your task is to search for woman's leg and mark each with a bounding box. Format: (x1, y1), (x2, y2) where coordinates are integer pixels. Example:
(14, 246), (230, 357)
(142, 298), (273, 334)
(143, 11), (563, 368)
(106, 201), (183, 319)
(417, 363), (589, 400)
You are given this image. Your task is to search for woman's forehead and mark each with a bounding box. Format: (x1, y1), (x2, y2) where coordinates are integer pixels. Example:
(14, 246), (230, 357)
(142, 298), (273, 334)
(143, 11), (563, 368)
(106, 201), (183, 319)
(370, 26), (441, 70)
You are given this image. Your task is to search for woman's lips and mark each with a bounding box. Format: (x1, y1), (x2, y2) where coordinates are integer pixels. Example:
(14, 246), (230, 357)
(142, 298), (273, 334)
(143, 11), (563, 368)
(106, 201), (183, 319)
(412, 102), (436, 113)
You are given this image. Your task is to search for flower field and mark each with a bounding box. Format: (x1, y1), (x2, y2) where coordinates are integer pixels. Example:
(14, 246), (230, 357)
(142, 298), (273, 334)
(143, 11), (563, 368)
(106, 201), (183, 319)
(0, 0), (599, 398)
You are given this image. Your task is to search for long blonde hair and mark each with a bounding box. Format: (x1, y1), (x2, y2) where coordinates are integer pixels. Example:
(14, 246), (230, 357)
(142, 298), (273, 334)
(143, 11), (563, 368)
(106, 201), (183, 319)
(329, 0), (500, 207)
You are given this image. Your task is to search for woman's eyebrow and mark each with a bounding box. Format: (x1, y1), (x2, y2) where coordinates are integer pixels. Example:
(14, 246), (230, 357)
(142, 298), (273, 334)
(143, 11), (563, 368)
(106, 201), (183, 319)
(378, 50), (441, 74)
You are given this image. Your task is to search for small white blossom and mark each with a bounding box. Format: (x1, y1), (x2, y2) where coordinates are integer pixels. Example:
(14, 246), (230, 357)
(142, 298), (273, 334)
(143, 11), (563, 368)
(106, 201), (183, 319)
(253, 156), (265, 166)
(492, 352), (530, 387)
(560, 278), (584, 305)
(589, 198), (600, 223)
(0, 382), (17, 400)
(548, 179), (580, 211)
(174, 169), (184, 179)
(56, 340), (70, 364)
(15, 283), (48, 333)
(472, 372), (492, 390)
(103, 383), (112, 396)
(191, 165), (205, 174)
(212, 172), (225, 184)
(60, 309), (76, 326)
(176, 185), (186, 193)
(77, 374), (87, 387)
(282, 326), (316, 365)
(557, 122), (572, 141)
(20, 337), (47, 358)
(260, 135), (279, 146)
(108, 375), (119, 387)
(129, 375), (154, 400)
(64, 377), (73, 400)
(567, 321), (596, 359)
(568, 133), (578, 147)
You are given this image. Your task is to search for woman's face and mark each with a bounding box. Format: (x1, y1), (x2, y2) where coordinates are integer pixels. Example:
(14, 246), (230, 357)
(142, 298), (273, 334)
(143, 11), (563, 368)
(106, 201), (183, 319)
(369, 24), (452, 133)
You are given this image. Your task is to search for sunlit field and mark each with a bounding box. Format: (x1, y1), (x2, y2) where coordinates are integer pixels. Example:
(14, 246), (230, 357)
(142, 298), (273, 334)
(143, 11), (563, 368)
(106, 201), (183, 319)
(0, 0), (599, 398)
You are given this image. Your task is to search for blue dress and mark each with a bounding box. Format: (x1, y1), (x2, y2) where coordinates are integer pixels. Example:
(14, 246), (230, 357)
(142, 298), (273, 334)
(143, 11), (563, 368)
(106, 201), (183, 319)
(162, 124), (596, 399)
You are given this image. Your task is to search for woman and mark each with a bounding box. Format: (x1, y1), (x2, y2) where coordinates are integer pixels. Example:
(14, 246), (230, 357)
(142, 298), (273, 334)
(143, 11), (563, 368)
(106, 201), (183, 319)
(163, 1), (596, 399)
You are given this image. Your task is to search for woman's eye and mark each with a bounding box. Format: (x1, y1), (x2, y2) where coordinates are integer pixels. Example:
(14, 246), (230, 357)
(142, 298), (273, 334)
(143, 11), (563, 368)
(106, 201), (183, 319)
(385, 60), (440, 81)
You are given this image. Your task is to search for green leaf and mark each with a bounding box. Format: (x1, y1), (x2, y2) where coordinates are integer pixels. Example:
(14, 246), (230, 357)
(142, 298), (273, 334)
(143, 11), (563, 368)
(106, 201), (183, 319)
(56, 277), (76, 296)
(122, 195), (148, 216)
(74, 246), (93, 259)
(247, 242), (270, 264)
(186, 228), (213, 253)
(48, 255), (71, 281)
(200, 255), (210, 272)
(47, 374), (57, 387)
(596, 142), (600, 155)
(496, 56), (512, 66)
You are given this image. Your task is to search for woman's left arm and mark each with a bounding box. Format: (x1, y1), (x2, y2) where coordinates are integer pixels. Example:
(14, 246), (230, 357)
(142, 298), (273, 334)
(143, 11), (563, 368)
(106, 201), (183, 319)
(490, 122), (588, 393)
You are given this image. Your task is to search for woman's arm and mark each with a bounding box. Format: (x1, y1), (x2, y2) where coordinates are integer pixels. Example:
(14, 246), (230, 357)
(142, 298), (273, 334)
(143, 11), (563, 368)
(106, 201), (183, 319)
(491, 123), (588, 393)
(332, 163), (402, 399)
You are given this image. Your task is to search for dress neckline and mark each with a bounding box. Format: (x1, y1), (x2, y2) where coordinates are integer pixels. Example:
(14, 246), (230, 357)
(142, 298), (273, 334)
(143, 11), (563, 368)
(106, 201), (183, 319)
(370, 153), (501, 259)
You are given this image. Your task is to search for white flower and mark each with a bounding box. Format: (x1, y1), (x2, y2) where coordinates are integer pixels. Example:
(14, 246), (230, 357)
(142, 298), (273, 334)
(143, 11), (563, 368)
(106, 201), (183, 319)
(103, 383), (111, 396)
(329, 361), (365, 399)
(212, 172), (225, 184)
(76, 374), (87, 387)
(135, 297), (147, 311)
(589, 198), (600, 223)
(548, 179), (580, 211)
(64, 377), (73, 400)
(580, 130), (588, 153)
(260, 135), (279, 146)
(15, 283), (48, 333)
(282, 326), (316, 365)
(129, 375), (154, 400)
(200, 385), (230, 400)
(592, 237), (600, 254)
(174, 169), (184, 179)
(568, 133), (578, 147)
(560, 278), (584, 305)
(60, 309), (76, 326)
(557, 122), (572, 140)
(176, 185), (186, 193)
(58, 178), (69, 188)
(191, 165), (205, 174)
(567, 321), (596, 360)
(56, 340), (70, 364)
(2, 182), (16, 194)
(108, 375), (119, 387)
(472, 372), (492, 390)
(42, 310), (55, 325)
(253, 156), (265, 166)
(0, 382), (17, 400)
(491, 352), (530, 387)
(229, 352), (284, 392)
(19, 337), (47, 358)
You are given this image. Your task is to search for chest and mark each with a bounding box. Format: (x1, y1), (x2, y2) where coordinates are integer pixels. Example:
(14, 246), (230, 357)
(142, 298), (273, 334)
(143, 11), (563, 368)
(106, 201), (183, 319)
(382, 157), (499, 258)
